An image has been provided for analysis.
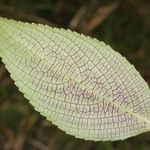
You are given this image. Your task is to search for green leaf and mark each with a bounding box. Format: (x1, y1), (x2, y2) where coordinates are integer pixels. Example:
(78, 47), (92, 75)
(0, 17), (150, 141)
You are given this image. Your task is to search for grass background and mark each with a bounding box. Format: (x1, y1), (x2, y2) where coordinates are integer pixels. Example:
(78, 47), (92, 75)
(0, 0), (150, 149)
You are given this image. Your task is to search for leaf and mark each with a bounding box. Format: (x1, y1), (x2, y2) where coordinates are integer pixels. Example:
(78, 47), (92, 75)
(0, 17), (150, 141)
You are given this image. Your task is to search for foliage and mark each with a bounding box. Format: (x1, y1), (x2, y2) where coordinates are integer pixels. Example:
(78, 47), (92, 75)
(0, 0), (150, 149)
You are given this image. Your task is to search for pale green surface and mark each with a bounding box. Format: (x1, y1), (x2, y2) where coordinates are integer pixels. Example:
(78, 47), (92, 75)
(0, 17), (150, 141)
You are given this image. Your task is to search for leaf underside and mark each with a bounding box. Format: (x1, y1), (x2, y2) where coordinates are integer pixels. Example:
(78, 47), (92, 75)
(0, 17), (150, 141)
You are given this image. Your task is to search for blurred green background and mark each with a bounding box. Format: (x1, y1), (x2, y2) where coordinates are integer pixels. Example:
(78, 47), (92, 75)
(0, 0), (150, 150)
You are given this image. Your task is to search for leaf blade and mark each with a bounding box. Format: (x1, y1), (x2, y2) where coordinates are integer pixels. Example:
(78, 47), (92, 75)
(0, 17), (150, 141)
